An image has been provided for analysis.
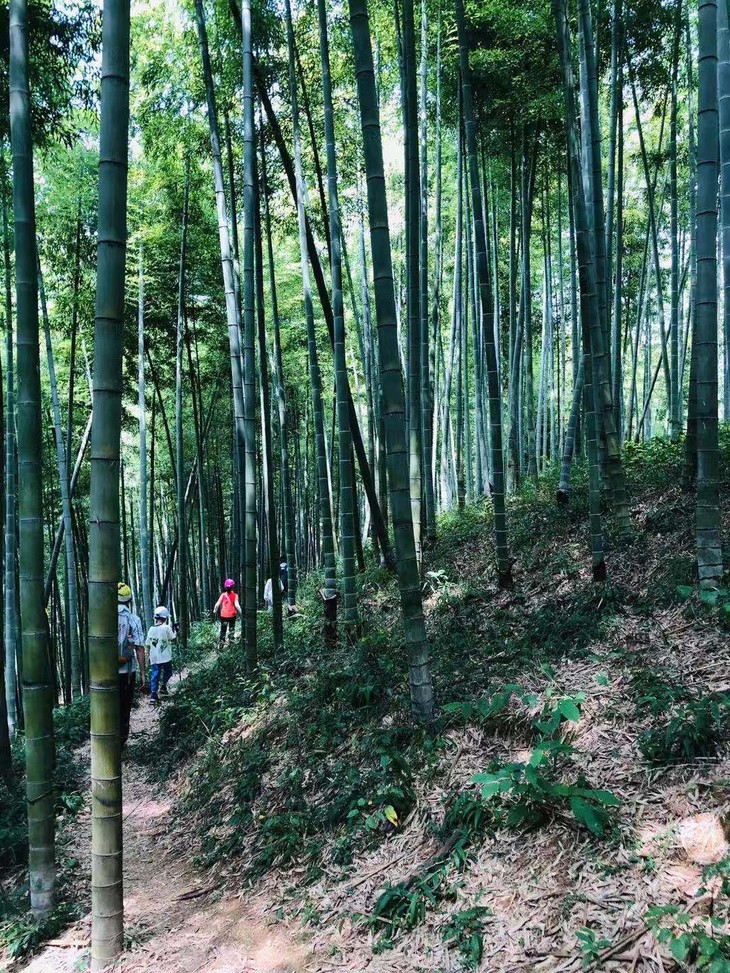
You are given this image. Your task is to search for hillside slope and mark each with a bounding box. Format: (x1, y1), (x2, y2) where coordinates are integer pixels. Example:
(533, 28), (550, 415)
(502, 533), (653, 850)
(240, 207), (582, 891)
(20, 439), (730, 973)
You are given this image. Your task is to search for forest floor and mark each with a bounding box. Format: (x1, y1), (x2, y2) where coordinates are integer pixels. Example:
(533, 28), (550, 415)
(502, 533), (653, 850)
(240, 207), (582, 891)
(9, 673), (312, 973)
(7, 439), (730, 972)
(133, 440), (729, 973)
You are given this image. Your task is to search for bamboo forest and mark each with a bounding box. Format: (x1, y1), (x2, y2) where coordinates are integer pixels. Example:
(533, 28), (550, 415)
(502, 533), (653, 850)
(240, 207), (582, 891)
(5, 0), (730, 969)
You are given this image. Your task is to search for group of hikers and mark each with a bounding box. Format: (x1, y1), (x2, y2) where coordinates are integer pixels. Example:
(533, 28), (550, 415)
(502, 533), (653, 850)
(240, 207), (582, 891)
(117, 567), (290, 747)
(117, 583), (178, 747)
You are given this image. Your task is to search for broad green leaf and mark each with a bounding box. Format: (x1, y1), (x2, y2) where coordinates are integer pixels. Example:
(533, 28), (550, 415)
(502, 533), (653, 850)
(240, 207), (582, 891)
(700, 588), (720, 607)
(676, 584), (694, 601)
(558, 698), (581, 722)
(570, 797), (607, 835)
(589, 789), (621, 807)
(529, 747), (548, 767)
(472, 772), (512, 799)
(669, 934), (691, 964)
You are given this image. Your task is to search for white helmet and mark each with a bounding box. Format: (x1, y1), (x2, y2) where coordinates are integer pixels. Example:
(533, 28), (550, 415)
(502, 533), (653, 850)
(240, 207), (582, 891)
(154, 606), (170, 620)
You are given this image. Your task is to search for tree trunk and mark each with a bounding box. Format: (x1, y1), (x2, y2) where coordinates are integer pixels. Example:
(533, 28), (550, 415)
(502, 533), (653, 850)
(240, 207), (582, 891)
(137, 248), (152, 630)
(420, 0), (435, 541)
(253, 59), (394, 569)
(88, 0), (130, 960)
(1, 153), (19, 740)
(241, 0), (257, 668)
(193, 0), (246, 601)
(670, 1), (682, 439)
(455, 0), (512, 586)
(318, 0), (358, 629)
(348, 0), (435, 722)
(612, 91), (624, 438)
(554, 0), (608, 580)
(401, 0), (423, 564)
(261, 146), (297, 607)
(718, 0), (730, 420)
(696, 0), (723, 584)
(39, 263), (81, 700)
(9, 0), (56, 918)
(284, 0), (337, 620)
(175, 168), (189, 650)
(252, 143), (283, 650)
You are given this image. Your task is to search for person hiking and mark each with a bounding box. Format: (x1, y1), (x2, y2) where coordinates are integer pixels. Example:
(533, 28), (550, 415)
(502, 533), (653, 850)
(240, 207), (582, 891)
(213, 579), (241, 645)
(118, 582), (145, 747)
(279, 561), (288, 597)
(146, 606), (177, 704)
(263, 574), (284, 610)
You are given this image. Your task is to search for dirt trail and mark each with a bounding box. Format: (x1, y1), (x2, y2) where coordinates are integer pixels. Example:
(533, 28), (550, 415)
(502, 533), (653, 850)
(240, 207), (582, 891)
(18, 672), (312, 973)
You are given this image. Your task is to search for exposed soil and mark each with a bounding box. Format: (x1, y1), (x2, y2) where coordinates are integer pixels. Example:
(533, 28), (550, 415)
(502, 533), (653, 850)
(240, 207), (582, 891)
(14, 673), (312, 973)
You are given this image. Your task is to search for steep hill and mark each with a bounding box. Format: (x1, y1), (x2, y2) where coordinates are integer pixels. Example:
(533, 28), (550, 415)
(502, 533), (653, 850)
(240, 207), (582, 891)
(137, 439), (730, 972)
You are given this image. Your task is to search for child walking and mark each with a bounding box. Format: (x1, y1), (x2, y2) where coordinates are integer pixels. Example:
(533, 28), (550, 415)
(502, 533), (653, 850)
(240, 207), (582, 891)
(213, 579), (241, 646)
(146, 606), (177, 704)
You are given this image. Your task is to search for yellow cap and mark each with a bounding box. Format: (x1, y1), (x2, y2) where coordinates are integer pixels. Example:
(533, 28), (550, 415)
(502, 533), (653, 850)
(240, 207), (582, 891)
(117, 582), (132, 602)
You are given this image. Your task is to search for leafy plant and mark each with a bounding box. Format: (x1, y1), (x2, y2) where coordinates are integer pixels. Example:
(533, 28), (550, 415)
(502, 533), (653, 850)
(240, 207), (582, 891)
(442, 906), (492, 968)
(639, 693), (730, 764)
(469, 692), (620, 836)
(472, 756), (619, 835)
(442, 683), (533, 726)
(368, 865), (453, 946)
(533, 692), (586, 738)
(576, 927), (612, 966)
(646, 903), (730, 969)
(442, 793), (495, 841)
(631, 669), (690, 715)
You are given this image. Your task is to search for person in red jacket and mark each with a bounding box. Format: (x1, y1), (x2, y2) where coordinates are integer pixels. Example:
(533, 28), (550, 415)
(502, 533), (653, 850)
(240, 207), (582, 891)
(213, 579), (241, 646)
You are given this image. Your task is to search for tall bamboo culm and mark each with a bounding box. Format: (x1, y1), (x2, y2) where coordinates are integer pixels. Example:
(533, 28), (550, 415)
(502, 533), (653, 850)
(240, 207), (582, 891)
(193, 0), (247, 602)
(175, 170), (189, 649)
(1, 154), (19, 739)
(9, 0), (56, 918)
(348, 0), (435, 722)
(696, 0), (723, 584)
(284, 0), (337, 608)
(554, 0), (607, 580)
(88, 0), (130, 961)
(138, 248), (153, 629)
(317, 0), (358, 629)
(241, 0), (257, 667)
(454, 0), (512, 587)
(39, 265), (81, 701)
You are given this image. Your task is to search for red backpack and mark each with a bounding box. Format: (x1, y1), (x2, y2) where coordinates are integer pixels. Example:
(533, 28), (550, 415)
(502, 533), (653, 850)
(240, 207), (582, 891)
(220, 591), (237, 619)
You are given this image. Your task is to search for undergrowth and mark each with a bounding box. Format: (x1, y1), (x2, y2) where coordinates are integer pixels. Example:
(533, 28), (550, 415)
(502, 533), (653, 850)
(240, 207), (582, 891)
(1, 694), (89, 874)
(0, 696), (89, 958)
(137, 437), (729, 963)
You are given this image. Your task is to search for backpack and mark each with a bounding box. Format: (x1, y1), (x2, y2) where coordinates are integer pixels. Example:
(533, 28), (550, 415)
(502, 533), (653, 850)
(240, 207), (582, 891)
(220, 591), (237, 618)
(118, 609), (134, 668)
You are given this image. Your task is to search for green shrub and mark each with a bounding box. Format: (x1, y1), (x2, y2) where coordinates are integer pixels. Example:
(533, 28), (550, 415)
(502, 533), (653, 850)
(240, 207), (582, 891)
(468, 693), (620, 836)
(639, 693), (730, 764)
(631, 669), (690, 715)
(646, 902), (730, 969)
(442, 906), (492, 969)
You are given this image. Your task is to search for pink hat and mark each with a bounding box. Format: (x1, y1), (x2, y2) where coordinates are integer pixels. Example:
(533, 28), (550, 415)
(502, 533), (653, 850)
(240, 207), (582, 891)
(224, 579), (235, 589)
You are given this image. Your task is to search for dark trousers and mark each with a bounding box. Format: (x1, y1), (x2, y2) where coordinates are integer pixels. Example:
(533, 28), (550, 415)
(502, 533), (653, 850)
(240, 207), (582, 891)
(119, 672), (136, 748)
(220, 617), (237, 643)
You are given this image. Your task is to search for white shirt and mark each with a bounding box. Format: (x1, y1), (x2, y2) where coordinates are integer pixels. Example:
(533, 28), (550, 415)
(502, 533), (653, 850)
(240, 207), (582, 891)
(145, 623), (176, 665)
(263, 578), (284, 608)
